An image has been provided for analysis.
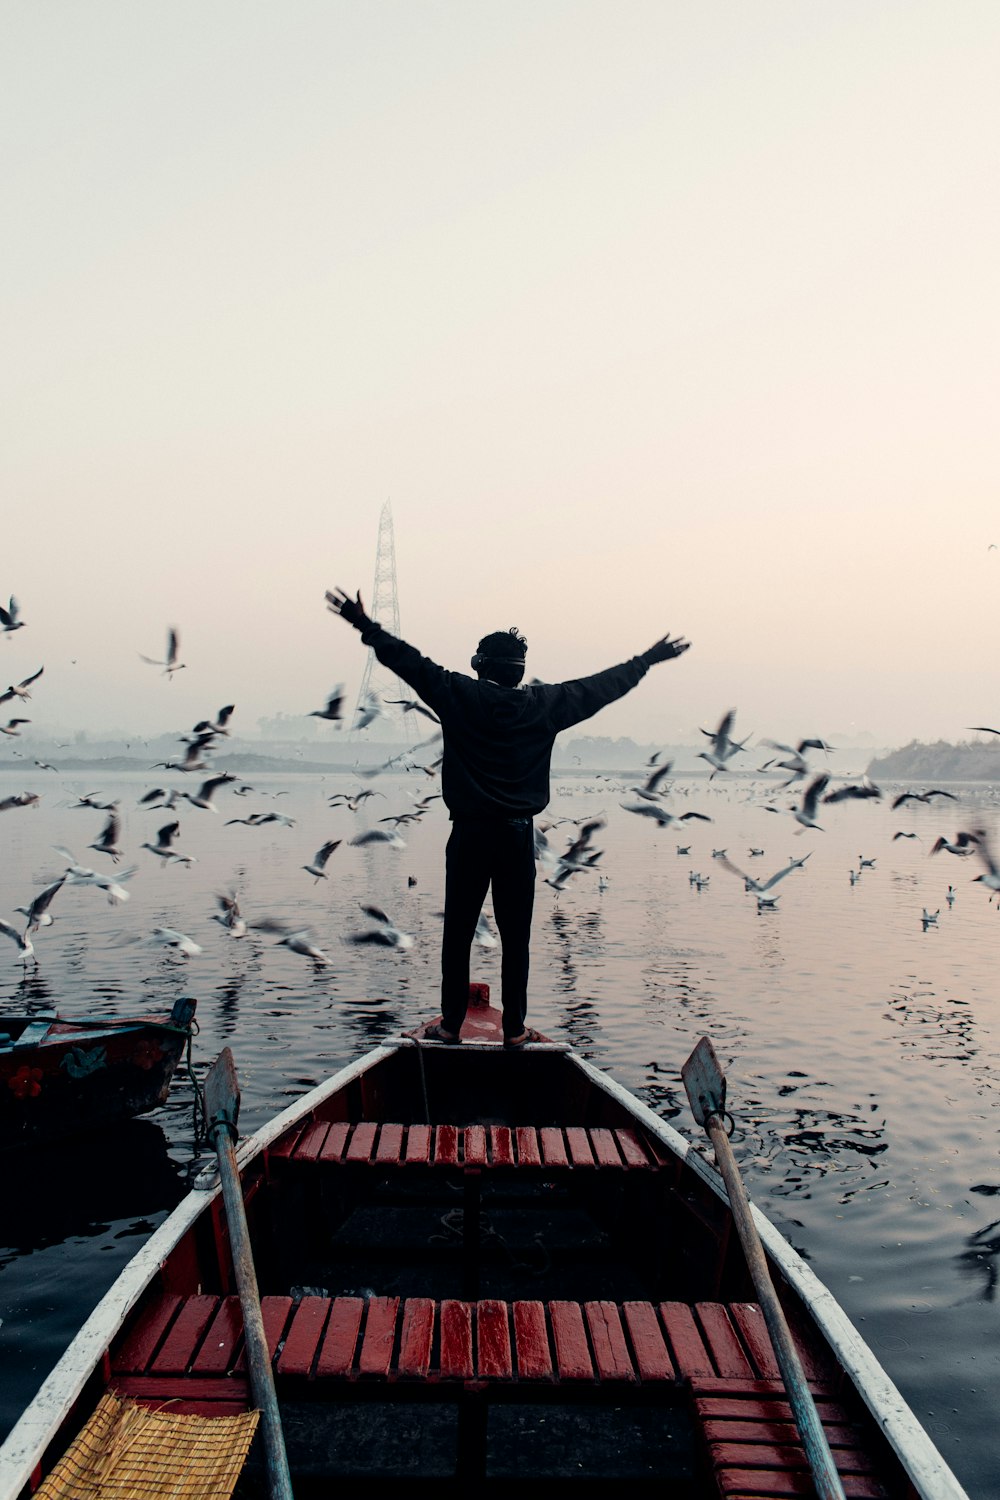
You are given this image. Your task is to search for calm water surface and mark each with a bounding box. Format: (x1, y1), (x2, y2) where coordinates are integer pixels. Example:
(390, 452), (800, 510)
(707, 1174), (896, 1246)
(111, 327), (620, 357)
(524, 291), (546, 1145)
(1, 770), (999, 1496)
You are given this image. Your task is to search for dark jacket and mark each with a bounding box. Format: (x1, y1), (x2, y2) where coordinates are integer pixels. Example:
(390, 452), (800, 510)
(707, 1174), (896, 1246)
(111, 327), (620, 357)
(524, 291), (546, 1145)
(360, 623), (649, 818)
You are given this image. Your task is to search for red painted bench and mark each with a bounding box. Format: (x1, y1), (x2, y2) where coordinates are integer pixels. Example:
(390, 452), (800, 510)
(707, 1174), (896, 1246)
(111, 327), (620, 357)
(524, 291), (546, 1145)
(110, 1295), (886, 1492)
(268, 1119), (669, 1170)
(692, 1386), (887, 1498)
(113, 1295), (832, 1393)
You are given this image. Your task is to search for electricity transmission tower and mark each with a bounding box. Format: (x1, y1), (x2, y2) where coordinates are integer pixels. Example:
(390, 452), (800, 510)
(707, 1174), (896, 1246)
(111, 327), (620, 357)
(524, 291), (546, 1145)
(352, 501), (409, 741)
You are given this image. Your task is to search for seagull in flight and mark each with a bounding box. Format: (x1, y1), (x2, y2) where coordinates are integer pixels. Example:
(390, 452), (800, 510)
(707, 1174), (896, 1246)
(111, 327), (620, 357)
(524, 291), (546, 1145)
(139, 787), (180, 810)
(891, 789), (958, 810)
(350, 828), (406, 849)
(0, 719), (29, 736)
(177, 773), (236, 812)
(225, 810), (295, 828)
(303, 839), (342, 881)
(56, 850), (138, 903)
(621, 802), (710, 827)
(792, 774), (829, 830)
(72, 792), (119, 811)
(822, 778), (882, 804)
(210, 891), (247, 938)
(969, 828), (1000, 893)
(0, 667), (43, 705)
(14, 878), (65, 932)
(353, 693), (383, 732)
(308, 686), (345, 724)
(718, 852), (812, 893)
(759, 737), (832, 786)
(191, 705), (235, 737)
(88, 810), (124, 862)
(628, 760), (673, 801)
(347, 903), (414, 949)
(697, 710), (751, 777)
(140, 821), (195, 864)
(140, 627), (185, 678)
(0, 597), (26, 635)
(474, 912), (498, 948)
(0, 791), (39, 812)
(385, 698), (441, 725)
(151, 738), (213, 775)
(149, 927), (202, 957)
(930, 832), (980, 857)
(0, 919), (35, 963)
(253, 919), (330, 965)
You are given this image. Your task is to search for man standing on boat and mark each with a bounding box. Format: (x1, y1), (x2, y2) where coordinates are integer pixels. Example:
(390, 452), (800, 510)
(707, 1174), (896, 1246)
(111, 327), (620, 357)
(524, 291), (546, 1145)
(328, 589), (690, 1047)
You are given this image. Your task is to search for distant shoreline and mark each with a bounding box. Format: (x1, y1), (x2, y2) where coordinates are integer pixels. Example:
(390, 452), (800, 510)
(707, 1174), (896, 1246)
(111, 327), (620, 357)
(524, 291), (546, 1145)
(5, 741), (996, 782)
(866, 740), (1000, 782)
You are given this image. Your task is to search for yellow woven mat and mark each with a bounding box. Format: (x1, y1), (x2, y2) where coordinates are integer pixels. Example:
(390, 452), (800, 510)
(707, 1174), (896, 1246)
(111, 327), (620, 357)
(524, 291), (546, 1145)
(36, 1390), (259, 1500)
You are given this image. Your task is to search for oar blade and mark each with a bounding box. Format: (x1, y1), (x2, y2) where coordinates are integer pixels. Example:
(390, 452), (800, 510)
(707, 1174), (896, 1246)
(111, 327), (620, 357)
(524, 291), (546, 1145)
(681, 1035), (727, 1126)
(204, 1045), (241, 1137)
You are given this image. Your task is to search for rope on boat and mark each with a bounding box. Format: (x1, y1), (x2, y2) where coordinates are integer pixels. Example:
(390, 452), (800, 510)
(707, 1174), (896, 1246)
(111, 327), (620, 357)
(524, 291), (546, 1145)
(409, 1036), (432, 1124)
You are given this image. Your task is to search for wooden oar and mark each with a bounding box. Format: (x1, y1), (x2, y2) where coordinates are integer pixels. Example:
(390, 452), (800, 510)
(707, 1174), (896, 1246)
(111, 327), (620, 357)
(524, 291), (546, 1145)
(204, 1047), (294, 1500)
(682, 1036), (847, 1500)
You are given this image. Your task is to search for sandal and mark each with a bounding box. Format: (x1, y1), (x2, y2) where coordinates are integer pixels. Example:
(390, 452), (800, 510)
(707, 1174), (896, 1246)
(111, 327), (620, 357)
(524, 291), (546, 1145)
(503, 1028), (544, 1049)
(423, 1023), (461, 1045)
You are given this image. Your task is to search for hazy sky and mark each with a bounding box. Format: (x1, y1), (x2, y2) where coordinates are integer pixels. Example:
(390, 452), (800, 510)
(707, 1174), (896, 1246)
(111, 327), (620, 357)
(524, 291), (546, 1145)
(3, 3), (998, 747)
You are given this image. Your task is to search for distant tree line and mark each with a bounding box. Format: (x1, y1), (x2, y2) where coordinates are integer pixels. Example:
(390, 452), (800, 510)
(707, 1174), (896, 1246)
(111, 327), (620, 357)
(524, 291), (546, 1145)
(868, 739), (1000, 781)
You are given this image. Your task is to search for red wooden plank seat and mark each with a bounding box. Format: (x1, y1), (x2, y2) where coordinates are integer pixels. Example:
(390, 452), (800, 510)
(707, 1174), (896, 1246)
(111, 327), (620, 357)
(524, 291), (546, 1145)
(691, 1380), (889, 1500)
(109, 1293), (888, 1490)
(113, 1295), (809, 1392)
(274, 1120), (663, 1170)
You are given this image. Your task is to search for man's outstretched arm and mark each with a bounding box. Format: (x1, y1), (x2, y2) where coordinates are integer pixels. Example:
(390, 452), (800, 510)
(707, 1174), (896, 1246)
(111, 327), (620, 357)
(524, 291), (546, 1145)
(325, 587), (450, 711)
(547, 630), (692, 731)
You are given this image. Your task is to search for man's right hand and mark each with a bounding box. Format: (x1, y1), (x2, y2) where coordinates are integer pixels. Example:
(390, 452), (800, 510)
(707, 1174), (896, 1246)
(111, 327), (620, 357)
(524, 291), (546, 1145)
(642, 634), (691, 665)
(326, 588), (372, 632)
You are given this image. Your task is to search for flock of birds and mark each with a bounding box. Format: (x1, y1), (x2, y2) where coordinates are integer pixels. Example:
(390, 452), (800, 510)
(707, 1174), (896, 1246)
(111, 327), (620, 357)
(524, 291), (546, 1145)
(0, 619), (455, 968)
(3, 607), (1000, 976)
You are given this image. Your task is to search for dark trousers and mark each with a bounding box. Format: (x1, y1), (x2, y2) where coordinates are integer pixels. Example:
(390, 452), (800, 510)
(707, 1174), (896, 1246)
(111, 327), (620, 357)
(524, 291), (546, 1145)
(441, 817), (536, 1040)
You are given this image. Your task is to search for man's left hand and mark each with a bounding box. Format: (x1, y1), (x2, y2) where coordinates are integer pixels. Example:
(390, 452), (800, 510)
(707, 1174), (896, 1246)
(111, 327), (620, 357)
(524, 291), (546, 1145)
(326, 588), (371, 631)
(643, 634), (691, 665)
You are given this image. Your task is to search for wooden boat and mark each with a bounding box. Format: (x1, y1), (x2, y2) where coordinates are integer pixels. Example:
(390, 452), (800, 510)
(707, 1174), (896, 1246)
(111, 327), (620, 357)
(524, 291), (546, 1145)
(0, 987), (969, 1498)
(0, 997), (197, 1149)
